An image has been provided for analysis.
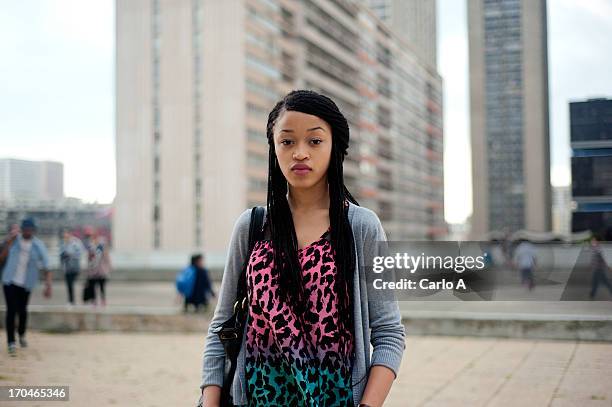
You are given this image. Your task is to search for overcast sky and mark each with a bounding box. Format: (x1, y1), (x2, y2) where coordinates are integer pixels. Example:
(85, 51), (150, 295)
(1, 0), (611, 224)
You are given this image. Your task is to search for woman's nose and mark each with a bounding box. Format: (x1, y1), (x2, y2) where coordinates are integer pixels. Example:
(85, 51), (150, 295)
(293, 150), (309, 160)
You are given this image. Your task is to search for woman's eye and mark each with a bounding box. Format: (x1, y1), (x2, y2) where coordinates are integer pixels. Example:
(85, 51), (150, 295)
(311, 139), (322, 145)
(280, 139), (293, 146)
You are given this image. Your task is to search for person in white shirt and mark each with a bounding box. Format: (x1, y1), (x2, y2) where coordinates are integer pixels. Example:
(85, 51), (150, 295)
(0, 218), (51, 355)
(513, 239), (537, 291)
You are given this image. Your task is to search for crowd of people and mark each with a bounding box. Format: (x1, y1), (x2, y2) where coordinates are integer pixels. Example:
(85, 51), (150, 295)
(0, 218), (111, 356)
(60, 227), (112, 307)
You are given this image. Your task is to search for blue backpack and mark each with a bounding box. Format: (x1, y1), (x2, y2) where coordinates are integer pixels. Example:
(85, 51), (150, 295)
(176, 265), (196, 298)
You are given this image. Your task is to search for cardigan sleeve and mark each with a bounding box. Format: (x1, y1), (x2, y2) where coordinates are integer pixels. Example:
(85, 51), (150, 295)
(200, 209), (251, 389)
(363, 212), (406, 378)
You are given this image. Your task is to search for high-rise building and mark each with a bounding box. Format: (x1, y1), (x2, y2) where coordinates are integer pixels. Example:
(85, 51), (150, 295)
(570, 98), (612, 239)
(115, 0), (444, 262)
(0, 158), (64, 203)
(365, 0), (437, 68)
(468, 0), (551, 238)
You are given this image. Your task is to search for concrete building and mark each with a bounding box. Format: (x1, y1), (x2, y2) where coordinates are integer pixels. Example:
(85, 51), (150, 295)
(365, 0), (437, 68)
(115, 0), (444, 266)
(570, 98), (612, 239)
(552, 185), (571, 237)
(0, 158), (64, 203)
(468, 0), (551, 238)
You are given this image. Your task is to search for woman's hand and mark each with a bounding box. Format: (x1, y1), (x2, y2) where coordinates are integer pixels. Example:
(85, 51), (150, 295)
(359, 365), (396, 407)
(200, 385), (221, 407)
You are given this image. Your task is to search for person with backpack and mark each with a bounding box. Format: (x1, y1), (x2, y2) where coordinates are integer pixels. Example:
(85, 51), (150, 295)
(199, 90), (405, 407)
(177, 254), (215, 312)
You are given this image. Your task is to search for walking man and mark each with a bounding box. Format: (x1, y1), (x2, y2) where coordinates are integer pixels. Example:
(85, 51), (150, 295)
(60, 230), (84, 306)
(589, 236), (612, 299)
(513, 239), (537, 291)
(0, 218), (51, 355)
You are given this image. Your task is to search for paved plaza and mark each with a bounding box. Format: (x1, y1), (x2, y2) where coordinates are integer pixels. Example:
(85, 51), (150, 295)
(1, 332), (611, 407)
(1, 281), (611, 406)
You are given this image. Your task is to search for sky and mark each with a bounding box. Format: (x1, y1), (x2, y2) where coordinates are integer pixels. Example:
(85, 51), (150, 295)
(0, 0), (115, 203)
(1, 0), (611, 223)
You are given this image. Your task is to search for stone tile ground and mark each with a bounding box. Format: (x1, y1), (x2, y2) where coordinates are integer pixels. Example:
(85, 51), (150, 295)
(1, 333), (610, 406)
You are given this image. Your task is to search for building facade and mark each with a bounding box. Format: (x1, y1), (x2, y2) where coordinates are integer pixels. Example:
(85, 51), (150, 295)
(0, 159), (64, 203)
(115, 0), (444, 264)
(468, 0), (551, 238)
(570, 98), (612, 240)
(365, 0), (437, 68)
(552, 185), (571, 236)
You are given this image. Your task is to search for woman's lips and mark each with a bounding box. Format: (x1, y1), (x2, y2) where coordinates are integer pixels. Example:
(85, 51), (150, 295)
(291, 164), (312, 175)
(291, 168), (312, 176)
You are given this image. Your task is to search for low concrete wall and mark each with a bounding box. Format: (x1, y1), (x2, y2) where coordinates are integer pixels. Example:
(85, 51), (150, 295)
(402, 314), (612, 342)
(2, 307), (611, 341)
(0, 307), (210, 334)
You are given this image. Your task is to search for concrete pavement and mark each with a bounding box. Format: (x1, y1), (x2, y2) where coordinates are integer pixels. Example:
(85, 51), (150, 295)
(1, 332), (611, 406)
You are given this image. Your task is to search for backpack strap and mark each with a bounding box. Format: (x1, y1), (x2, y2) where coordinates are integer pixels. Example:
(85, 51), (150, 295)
(236, 206), (265, 302)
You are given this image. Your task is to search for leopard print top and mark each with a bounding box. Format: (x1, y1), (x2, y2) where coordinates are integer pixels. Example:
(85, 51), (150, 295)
(244, 229), (354, 406)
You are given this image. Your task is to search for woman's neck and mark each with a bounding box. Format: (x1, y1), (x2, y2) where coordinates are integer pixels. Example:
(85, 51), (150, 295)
(287, 180), (329, 212)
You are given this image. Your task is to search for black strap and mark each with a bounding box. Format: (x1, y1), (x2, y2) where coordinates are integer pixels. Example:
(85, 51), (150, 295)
(220, 206), (265, 407)
(236, 206), (265, 301)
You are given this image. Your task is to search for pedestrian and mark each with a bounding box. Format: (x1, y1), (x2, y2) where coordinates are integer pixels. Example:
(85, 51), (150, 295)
(59, 230), (84, 306)
(199, 90), (405, 407)
(513, 239), (537, 290)
(86, 234), (112, 307)
(589, 236), (612, 299)
(0, 218), (51, 355)
(184, 254), (215, 312)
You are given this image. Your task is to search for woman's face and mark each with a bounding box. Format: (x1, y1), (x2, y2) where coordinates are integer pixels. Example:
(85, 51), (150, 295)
(273, 110), (332, 189)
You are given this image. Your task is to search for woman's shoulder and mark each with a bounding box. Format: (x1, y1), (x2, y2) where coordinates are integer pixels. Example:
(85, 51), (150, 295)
(233, 209), (252, 233)
(348, 202), (383, 230)
(232, 206), (268, 236)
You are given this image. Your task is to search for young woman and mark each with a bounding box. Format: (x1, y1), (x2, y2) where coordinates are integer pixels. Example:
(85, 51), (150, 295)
(200, 90), (405, 406)
(86, 234), (112, 307)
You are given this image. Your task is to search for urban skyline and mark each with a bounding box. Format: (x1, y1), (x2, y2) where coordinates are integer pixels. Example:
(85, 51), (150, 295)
(2, 0), (612, 224)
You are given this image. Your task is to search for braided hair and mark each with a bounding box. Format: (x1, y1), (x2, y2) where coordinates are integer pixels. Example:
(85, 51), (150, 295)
(265, 89), (359, 338)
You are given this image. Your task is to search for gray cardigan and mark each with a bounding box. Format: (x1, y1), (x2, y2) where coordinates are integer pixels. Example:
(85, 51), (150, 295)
(201, 202), (406, 405)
